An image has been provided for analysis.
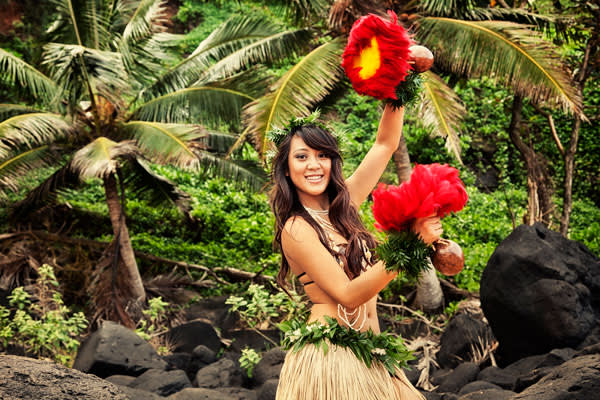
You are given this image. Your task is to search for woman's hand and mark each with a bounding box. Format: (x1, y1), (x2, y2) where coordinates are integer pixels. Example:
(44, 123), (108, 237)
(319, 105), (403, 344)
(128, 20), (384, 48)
(412, 215), (443, 245)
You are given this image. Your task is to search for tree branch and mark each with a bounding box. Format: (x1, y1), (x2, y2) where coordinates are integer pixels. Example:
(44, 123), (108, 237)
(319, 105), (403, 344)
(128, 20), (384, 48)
(531, 103), (564, 156)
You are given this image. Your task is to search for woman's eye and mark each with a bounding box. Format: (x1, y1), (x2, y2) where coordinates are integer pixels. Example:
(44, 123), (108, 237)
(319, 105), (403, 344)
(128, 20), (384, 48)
(319, 153), (328, 159)
(296, 154), (306, 160)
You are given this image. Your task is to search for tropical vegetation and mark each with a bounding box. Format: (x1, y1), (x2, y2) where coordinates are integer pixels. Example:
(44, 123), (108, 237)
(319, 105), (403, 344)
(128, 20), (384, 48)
(0, 0), (598, 363)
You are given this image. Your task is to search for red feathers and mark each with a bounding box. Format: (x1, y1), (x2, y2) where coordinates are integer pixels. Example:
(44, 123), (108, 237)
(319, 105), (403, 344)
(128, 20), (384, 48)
(341, 11), (412, 100)
(372, 164), (468, 232)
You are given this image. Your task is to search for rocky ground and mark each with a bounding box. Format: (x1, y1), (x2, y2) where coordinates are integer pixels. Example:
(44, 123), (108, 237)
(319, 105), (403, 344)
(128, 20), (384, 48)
(1, 223), (599, 399)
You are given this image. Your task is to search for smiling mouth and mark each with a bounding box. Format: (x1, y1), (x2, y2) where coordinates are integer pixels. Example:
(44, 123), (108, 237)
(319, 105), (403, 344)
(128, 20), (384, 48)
(305, 175), (324, 182)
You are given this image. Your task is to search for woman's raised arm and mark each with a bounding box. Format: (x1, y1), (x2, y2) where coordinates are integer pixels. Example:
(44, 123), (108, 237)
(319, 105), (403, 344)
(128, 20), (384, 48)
(282, 217), (397, 309)
(345, 104), (405, 207)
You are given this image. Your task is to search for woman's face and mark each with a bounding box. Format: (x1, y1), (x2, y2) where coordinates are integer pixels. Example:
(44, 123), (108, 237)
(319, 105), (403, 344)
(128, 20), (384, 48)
(287, 135), (332, 204)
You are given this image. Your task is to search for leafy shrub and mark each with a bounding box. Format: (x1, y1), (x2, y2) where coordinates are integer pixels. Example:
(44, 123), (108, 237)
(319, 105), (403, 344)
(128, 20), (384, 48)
(0, 265), (88, 366)
(226, 284), (307, 329)
(136, 296), (171, 355)
(239, 347), (262, 378)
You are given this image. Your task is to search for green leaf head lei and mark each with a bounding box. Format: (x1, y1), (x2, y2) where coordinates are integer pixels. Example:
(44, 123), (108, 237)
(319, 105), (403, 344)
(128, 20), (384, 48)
(266, 109), (344, 165)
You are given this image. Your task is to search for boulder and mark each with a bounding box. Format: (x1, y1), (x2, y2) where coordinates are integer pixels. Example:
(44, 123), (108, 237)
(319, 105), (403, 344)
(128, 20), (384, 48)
(481, 223), (600, 364)
(129, 368), (191, 396)
(186, 296), (239, 332)
(195, 357), (243, 388)
(167, 388), (230, 400)
(458, 380), (502, 395)
(437, 362), (480, 393)
(252, 348), (286, 386)
(215, 387), (257, 400)
(0, 355), (127, 400)
(163, 353), (192, 372)
(116, 386), (164, 400)
(512, 354), (600, 399)
(437, 314), (493, 368)
(257, 378), (279, 400)
(457, 389), (515, 400)
(73, 321), (167, 378)
(105, 375), (136, 386)
(166, 321), (221, 354)
(477, 366), (518, 390)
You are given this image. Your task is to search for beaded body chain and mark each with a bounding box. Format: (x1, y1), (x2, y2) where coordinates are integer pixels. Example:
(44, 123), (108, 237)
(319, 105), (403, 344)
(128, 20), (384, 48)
(304, 206), (368, 331)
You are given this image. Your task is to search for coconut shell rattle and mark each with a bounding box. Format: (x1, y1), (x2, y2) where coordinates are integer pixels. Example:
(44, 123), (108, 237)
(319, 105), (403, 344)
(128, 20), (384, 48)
(432, 238), (465, 276)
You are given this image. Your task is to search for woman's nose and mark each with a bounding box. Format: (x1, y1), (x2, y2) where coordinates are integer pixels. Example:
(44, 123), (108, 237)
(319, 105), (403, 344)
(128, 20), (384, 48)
(307, 155), (320, 168)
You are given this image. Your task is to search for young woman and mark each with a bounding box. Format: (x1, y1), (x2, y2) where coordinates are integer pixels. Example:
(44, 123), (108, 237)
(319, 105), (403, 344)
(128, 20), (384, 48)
(270, 104), (441, 400)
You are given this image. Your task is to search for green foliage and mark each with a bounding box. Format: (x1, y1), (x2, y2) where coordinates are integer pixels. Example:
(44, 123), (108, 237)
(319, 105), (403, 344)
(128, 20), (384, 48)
(0, 265), (88, 366)
(444, 300), (461, 318)
(442, 184), (527, 291)
(568, 197), (600, 255)
(226, 284), (307, 328)
(136, 296), (170, 342)
(239, 347), (262, 378)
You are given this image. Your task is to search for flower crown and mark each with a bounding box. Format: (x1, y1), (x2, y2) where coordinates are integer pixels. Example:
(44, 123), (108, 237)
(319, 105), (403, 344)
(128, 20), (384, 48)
(266, 109), (335, 148)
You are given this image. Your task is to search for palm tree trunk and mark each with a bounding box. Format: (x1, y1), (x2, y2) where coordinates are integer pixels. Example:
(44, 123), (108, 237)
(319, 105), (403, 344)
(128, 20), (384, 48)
(560, 35), (595, 235)
(393, 135), (412, 183)
(103, 172), (146, 303)
(394, 135), (444, 311)
(560, 117), (580, 235)
(508, 94), (554, 226)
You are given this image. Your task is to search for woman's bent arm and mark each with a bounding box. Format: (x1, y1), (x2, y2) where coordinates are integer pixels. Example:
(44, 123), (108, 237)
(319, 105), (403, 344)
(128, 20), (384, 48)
(282, 217), (397, 309)
(346, 104), (405, 207)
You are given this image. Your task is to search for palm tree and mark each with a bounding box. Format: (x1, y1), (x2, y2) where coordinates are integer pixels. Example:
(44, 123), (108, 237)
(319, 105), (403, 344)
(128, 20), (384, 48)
(0, 0), (308, 322)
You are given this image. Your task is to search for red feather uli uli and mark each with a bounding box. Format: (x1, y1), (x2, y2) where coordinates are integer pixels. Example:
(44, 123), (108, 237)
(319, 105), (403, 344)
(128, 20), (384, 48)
(341, 10), (412, 100)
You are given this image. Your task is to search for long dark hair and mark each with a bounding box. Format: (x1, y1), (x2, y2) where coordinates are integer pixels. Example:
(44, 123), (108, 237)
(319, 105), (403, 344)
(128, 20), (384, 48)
(270, 124), (377, 291)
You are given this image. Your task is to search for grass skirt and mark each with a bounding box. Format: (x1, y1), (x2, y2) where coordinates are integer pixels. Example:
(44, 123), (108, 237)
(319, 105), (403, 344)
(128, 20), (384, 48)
(276, 341), (424, 400)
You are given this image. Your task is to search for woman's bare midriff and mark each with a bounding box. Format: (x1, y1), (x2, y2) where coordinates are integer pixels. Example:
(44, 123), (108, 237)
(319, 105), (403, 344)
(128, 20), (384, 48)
(308, 303), (379, 333)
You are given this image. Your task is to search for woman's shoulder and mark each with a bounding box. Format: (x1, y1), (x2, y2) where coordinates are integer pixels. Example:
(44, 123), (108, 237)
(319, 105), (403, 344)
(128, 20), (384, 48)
(283, 215), (315, 237)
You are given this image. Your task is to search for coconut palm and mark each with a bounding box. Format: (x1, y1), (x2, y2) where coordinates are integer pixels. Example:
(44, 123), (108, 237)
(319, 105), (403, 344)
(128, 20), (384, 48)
(0, 0), (309, 322)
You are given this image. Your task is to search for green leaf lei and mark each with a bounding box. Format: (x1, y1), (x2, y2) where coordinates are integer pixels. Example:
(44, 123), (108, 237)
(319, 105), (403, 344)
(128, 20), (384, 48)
(279, 316), (415, 375)
(266, 109), (339, 148)
(376, 230), (433, 280)
(388, 72), (424, 110)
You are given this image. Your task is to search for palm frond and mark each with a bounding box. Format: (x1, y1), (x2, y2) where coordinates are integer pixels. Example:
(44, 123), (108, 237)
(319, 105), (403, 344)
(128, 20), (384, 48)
(120, 121), (205, 168)
(144, 15), (310, 98)
(262, 0), (330, 25)
(198, 153), (267, 191)
(131, 67), (267, 125)
(123, 157), (192, 214)
(118, 0), (178, 85)
(0, 146), (59, 197)
(0, 48), (59, 104)
(0, 113), (72, 158)
(243, 38), (345, 161)
(83, 0), (112, 49)
(205, 131), (238, 154)
(199, 28), (312, 84)
(417, 18), (584, 116)
(419, 0), (476, 18)
(0, 104), (44, 122)
(42, 42), (128, 105)
(122, 0), (166, 44)
(9, 162), (81, 217)
(418, 71), (466, 163)
(469, 7), (555, 28)
(72, 137), (140, 179)
(48, 0), (109, 48)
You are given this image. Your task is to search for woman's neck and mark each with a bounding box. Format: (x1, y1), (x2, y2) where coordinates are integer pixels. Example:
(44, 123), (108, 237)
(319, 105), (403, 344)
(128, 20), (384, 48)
(298, 193), (329, 211)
